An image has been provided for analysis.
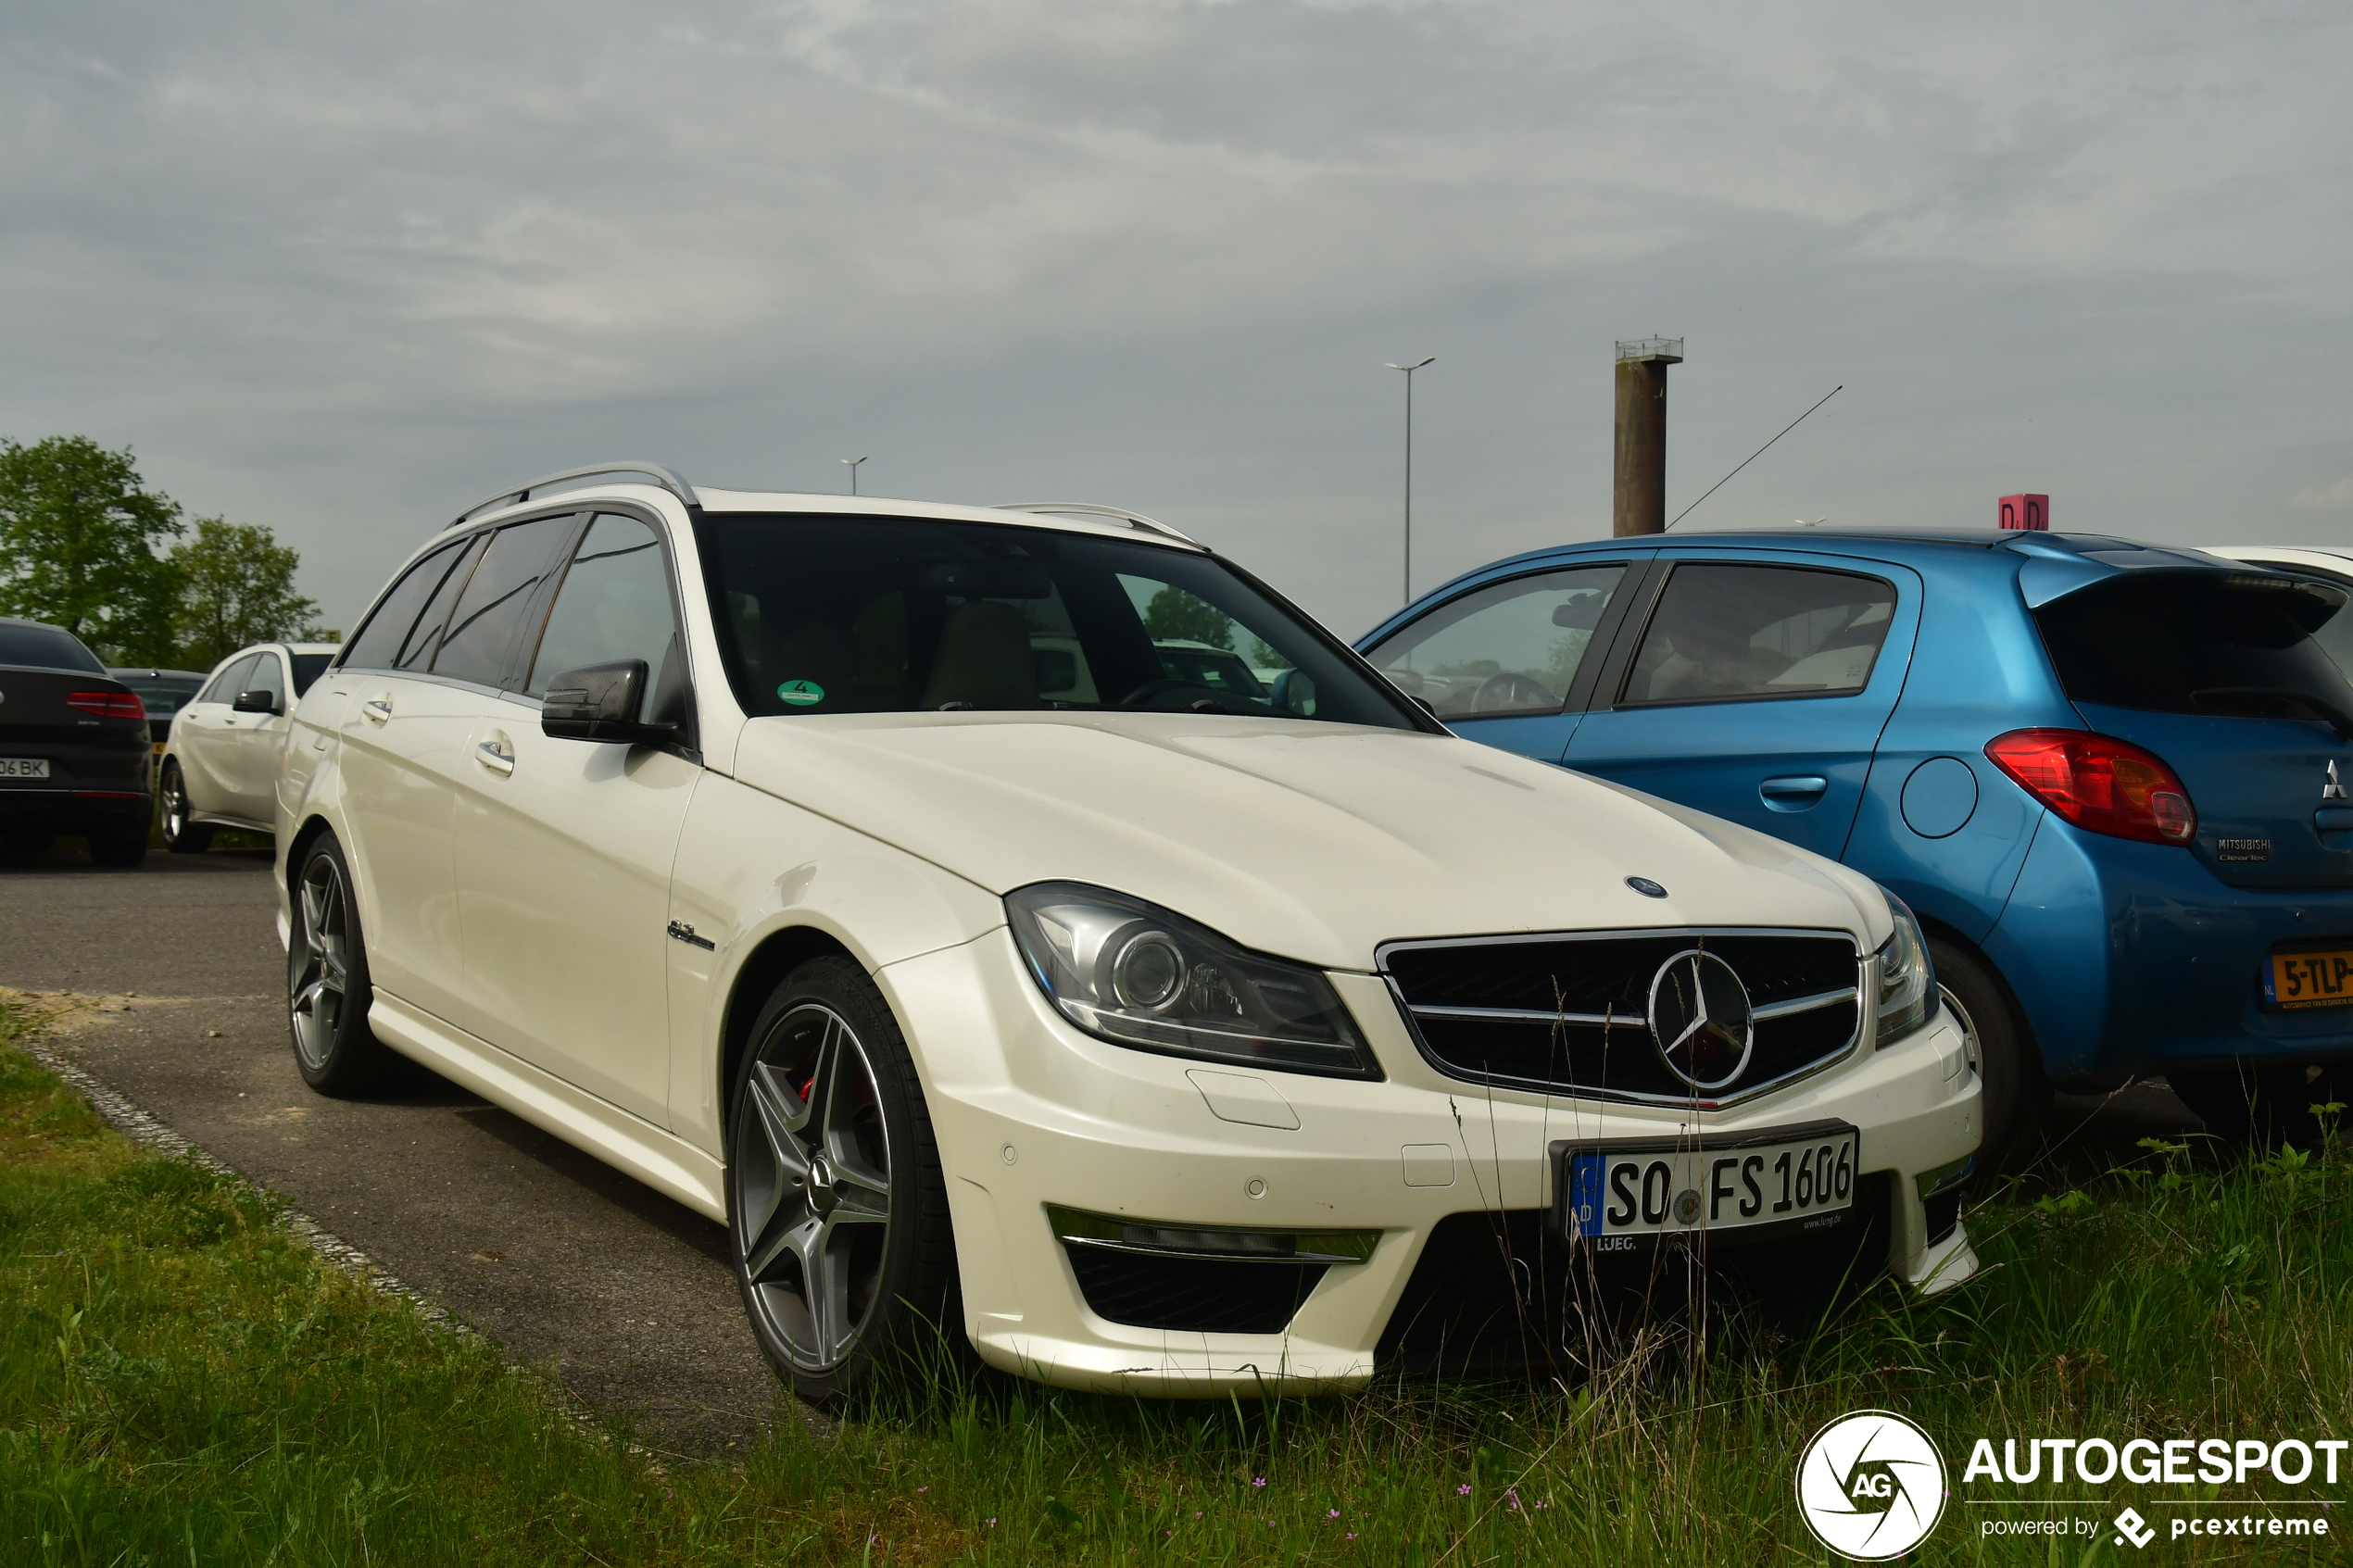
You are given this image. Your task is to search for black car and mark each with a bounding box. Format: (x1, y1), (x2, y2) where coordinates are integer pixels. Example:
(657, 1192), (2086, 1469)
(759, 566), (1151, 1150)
(0, 618), (155, 864)
(108, 666), (208, 746)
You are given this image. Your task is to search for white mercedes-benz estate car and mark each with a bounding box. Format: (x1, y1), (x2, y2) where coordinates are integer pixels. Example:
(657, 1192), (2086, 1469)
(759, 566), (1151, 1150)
(277, 464), (1981, 1406)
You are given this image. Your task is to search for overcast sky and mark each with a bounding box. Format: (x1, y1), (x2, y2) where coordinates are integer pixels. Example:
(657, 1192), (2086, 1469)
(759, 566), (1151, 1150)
(5, 1), (2349, 637)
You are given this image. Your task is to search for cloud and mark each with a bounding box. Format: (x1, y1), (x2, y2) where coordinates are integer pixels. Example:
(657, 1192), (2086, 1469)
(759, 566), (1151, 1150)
(1, 2), (2349, 635)
(2291, 478), (2353, 515)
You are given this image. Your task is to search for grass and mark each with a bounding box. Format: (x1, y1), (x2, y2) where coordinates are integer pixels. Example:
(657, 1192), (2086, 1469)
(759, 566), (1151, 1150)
(3, 992), (2349, 1564)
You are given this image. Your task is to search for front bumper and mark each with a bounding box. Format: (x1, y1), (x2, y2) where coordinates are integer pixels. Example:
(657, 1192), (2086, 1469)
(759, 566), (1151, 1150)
(878, 927), (1982, 1396)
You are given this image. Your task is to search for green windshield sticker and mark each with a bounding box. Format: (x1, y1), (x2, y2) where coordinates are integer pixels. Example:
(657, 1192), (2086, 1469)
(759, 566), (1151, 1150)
(776, 680), (825, 707)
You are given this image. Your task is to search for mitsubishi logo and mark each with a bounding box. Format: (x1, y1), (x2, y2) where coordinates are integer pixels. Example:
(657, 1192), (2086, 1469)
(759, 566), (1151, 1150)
(2326, 760), (2347, 802)
(1646, 948), (1755, 1091)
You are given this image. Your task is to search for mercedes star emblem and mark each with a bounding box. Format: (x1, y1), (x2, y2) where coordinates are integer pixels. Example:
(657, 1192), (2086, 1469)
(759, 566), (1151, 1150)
(1646, 948), (1755, 1091)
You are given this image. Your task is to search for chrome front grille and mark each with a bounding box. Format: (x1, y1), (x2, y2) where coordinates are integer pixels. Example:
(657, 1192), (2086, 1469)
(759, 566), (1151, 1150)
(1378, 928), (1863, 1108)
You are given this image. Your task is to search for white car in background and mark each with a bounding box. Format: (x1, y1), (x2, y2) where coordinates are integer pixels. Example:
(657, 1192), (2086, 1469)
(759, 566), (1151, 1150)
(161, 642), (340, 852)
(276, 465), (1980, 1407)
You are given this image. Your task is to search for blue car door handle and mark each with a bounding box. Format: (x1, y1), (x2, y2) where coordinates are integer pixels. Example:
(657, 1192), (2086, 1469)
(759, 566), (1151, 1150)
(1759, 774), (1830, 811)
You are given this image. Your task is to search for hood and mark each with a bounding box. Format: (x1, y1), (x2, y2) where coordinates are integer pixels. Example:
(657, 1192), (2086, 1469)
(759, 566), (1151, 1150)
(732, 712), (1890, 971)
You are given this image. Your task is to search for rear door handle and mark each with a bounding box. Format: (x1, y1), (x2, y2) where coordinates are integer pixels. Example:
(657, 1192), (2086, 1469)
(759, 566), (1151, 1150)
(361, 696), (393, 725)
(1759, 774), (1830, 811)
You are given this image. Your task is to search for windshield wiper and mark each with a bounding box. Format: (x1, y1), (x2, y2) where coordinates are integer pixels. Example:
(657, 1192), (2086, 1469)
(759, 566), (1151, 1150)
(2192, 686), (2353, 740)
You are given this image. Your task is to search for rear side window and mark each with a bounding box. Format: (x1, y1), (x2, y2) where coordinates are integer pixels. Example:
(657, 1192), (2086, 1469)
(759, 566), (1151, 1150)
(0, 622), (106, 673)
(341, 536), (477, 672)
(2035, 572), (2353, 722)
(1619, 563), (1895, 706)
(1364, 565), (1628, 719)
(432, 514), (579, 686)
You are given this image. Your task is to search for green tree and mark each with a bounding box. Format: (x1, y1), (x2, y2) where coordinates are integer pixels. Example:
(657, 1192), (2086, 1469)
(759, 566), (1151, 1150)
(170, 517), (323, 670)
(1141, 585), (1233, 649)
(0, 435), (183, 661)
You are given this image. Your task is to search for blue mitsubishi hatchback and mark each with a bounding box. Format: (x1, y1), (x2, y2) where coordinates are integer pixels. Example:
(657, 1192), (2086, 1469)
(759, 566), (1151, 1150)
(1358, 530), (2353, 1163)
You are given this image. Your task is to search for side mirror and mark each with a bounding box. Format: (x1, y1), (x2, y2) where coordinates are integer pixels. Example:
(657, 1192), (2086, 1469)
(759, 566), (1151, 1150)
(1270, 669), (1318, 718)
(541, 660), (676, 745)
(233, 689), (282, 715)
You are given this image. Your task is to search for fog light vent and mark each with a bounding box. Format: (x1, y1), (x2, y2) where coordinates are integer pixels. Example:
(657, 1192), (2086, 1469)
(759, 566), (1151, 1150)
(1047, 1206), (1378, 1335)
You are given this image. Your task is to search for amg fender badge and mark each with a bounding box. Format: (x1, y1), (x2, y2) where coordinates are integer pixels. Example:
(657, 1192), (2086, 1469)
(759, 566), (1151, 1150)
(666, 920), (716, 950)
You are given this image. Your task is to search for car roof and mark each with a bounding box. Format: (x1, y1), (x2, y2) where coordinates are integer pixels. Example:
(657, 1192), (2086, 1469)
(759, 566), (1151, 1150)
(108, 667), (208, 681)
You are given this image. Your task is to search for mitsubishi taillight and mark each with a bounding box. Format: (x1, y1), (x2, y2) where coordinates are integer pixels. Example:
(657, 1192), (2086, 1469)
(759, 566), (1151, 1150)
(1984, 729), (2196, 845)
(65, 691), (146, 721)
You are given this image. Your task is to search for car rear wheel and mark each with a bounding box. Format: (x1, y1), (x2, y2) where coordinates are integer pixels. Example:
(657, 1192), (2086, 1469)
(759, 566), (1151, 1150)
(1930, 937), (2047, 1174)
(161, 763), (213, 854)
(2168, 1063), (2347, 1147)
(727, 957), (958, 1410)
(86, 821), (149, 867)
(288, 833), (398, 1095)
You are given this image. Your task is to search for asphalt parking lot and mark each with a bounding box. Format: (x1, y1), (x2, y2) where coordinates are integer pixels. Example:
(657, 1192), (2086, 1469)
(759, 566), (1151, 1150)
(0, 836), (2204, 1456)
(0, 841), (784, 1457)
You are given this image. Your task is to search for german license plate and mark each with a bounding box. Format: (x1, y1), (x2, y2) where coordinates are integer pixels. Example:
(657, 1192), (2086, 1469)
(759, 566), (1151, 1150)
(0, 758), (51, 780)
(1555, 1124), (1859, 1244)
(2266, 949), (2353, 1010)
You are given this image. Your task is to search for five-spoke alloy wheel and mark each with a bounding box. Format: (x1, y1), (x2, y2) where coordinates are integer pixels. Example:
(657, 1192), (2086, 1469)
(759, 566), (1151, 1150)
(160, 761), (213, 855)
(288, 833), (395, 1094)
(729, 958), (956, 1408)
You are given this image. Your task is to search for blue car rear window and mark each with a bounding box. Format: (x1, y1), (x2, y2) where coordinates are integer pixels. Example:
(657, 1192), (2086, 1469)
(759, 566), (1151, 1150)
(2034, 572), (2353, 724)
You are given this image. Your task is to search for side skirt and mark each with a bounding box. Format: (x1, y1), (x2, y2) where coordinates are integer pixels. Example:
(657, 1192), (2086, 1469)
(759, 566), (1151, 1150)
(366, 991), (727, 1223)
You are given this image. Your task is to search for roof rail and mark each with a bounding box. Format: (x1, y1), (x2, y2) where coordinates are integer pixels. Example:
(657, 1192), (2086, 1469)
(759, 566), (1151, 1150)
(991, 501), (1194, 544)
(449, 463), (699, 530)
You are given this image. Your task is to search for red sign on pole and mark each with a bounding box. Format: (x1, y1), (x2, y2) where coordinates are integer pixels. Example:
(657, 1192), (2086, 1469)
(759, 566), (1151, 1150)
(1998, 494), (2049, 531)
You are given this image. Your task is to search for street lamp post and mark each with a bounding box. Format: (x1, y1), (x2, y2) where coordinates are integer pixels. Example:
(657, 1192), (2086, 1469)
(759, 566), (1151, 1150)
(1385, 357), (1434, 605)
(841, 456), (869, 495)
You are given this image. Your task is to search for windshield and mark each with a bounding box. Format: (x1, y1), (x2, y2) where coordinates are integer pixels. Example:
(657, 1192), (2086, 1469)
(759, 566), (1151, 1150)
(696, 514), (1421, 729)
(2035, 571), (2353, 724)
(0, 622), (106, 673)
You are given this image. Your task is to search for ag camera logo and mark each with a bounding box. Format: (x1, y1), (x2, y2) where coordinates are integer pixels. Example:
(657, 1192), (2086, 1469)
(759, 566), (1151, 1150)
(1796, 1411), (1947, 1560)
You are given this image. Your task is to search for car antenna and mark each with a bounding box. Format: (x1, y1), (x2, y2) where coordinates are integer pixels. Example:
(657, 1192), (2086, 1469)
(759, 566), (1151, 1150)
(1666, 385), (1842, 529)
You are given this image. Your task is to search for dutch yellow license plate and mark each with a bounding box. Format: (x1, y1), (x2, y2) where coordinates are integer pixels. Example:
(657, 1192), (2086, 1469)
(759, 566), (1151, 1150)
(2268, 950), (2353, 1010)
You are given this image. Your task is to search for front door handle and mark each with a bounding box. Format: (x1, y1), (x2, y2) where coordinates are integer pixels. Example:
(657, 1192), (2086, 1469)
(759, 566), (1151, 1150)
(476, 735), (516, 776)
(361, 696), (393, 725)
(1759, 774), (1830, 812)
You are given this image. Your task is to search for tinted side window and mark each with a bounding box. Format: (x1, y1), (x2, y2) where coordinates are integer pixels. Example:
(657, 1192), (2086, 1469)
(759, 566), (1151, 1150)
(527, 515), (684, 717)
(341, 537), (475, 671)
(1364, 565), (1628, 718)
(432, 516), (579, 686)
(1620, 564), (1895, 706)
(200, 654), (259, 704)
(2034, 572), (2353, 721)
(245, 652), (286, 705)
(288, 653), (333, 694)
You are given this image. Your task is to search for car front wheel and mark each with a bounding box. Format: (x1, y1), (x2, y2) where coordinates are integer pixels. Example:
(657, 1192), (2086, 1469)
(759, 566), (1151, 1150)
(1930, 937), (2047, 1174)
(727, 957), (958, 1409)
(288, 833), (397, 1095)
(161, 762), (213, 854)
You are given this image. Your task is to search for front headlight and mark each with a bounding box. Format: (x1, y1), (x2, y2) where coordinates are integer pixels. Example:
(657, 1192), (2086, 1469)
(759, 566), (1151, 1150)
(1873, 890), (1936, 1047)
(1004, 882), (1379, 1078)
